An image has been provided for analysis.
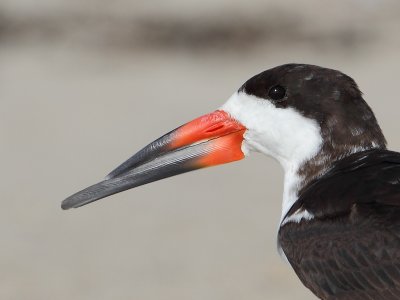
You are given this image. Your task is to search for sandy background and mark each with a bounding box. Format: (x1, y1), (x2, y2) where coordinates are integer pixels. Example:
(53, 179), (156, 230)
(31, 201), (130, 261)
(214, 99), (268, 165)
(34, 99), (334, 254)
(1, 1), (400, 299)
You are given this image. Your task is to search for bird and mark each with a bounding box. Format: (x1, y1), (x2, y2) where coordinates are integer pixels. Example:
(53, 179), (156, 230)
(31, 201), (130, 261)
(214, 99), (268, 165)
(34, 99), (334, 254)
(62, 64), (400, 300)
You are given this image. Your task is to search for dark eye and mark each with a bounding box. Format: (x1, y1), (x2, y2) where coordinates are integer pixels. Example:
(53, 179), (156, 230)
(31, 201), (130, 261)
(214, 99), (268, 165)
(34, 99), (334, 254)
(268, 85), (286, 101)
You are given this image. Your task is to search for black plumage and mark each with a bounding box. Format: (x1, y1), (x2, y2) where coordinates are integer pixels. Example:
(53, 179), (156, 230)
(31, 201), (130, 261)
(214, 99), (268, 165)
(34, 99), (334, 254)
(279, 150), (400, 299)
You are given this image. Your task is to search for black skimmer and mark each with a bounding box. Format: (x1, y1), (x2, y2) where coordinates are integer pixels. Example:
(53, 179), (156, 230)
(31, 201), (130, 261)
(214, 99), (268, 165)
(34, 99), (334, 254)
(63, 64), (400, 300)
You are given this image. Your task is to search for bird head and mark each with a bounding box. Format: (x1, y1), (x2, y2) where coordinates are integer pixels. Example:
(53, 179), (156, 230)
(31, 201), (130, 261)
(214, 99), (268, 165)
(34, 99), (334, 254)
(62, 64), (386, 212)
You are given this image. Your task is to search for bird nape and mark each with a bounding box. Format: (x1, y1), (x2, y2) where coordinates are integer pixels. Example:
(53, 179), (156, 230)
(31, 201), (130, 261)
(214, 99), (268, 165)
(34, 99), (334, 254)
(62, 64), (400, 300)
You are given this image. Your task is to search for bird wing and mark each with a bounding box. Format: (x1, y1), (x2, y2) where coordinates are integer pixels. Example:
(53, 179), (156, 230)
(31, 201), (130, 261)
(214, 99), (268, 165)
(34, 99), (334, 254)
(279, 150), (400, 299)
(299, 149), (400, 217)
(280, 208), (400, 300)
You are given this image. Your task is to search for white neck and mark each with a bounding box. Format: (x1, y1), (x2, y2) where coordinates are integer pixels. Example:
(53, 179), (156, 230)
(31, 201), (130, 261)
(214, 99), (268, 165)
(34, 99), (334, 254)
(280, 163), (303, 223)
(221, 92), (323, 225)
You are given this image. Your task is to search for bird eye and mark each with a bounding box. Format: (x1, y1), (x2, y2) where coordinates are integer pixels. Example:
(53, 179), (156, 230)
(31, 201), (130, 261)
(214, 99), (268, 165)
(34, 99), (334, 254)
(268, 85), (286, 101)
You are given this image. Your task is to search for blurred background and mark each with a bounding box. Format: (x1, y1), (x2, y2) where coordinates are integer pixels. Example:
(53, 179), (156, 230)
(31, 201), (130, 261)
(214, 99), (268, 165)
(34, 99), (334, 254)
(1, 0), (400, 299)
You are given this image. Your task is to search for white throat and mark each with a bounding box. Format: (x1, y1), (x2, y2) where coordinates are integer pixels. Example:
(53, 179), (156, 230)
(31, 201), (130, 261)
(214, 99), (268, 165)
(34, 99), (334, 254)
(221, 92), (323, 224)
